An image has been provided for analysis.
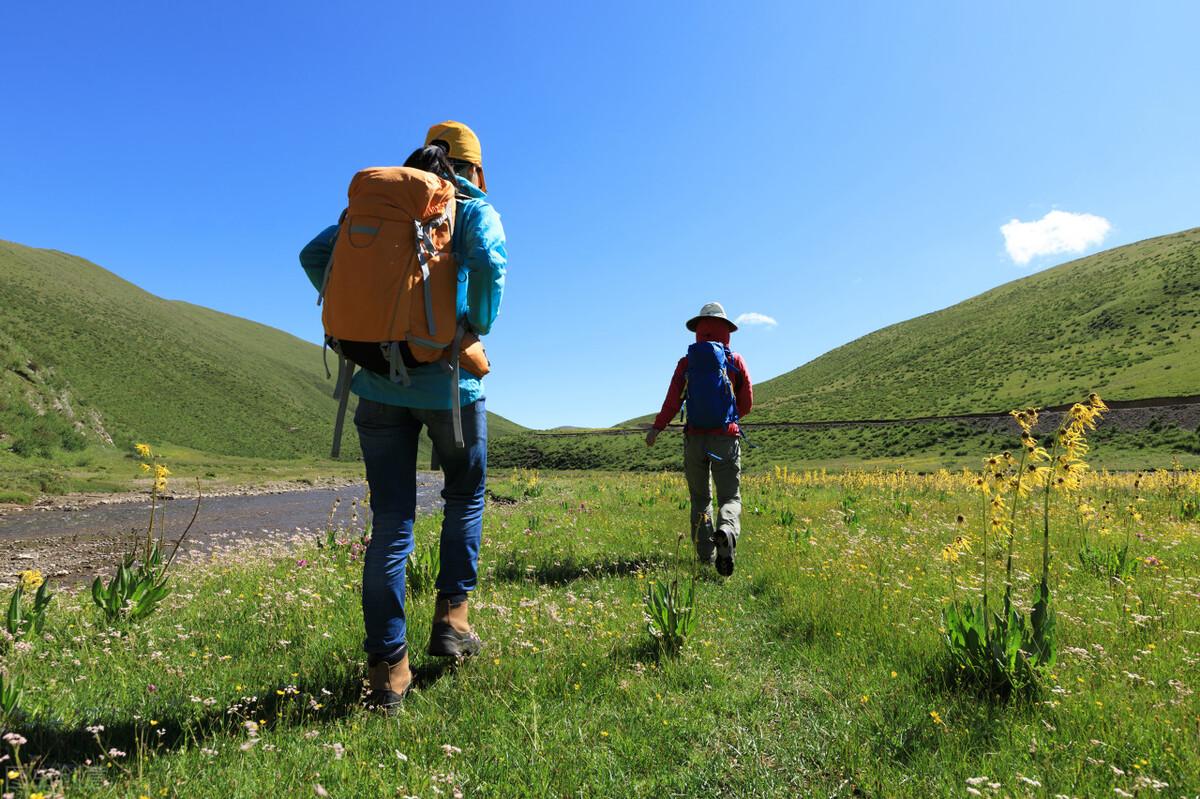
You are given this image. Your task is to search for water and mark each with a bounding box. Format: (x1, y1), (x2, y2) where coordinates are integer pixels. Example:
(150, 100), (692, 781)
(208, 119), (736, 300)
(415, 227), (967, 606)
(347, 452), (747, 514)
(0, 474), (443, 584)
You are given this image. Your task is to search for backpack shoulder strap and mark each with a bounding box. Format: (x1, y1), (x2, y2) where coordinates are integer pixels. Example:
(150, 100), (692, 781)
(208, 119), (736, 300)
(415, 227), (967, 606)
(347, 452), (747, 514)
(316, 209), (348, 307)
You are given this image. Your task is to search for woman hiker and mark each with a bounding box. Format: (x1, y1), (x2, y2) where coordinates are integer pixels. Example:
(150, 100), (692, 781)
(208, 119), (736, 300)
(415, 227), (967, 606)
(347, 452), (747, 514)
(299, 121), (507, 710)
(645, 302), (753, 576)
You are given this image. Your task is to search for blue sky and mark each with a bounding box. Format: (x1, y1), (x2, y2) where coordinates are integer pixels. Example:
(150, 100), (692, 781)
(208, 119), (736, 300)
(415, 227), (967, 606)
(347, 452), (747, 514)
(3, 1), (1199, 429)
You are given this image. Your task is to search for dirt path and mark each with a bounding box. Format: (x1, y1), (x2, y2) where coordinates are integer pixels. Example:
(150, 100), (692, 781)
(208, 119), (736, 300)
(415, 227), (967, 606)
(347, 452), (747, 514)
(0, 474), (444, 587)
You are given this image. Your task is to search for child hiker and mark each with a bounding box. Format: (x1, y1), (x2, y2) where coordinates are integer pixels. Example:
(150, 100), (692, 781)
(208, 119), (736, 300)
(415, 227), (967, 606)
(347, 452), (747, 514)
(645, 302), (753, 576)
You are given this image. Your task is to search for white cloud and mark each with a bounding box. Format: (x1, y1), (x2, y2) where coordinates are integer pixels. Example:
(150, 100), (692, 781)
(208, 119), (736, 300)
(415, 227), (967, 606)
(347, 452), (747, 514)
(734, 312), (777, 328)
(1000, 210), (1111, 265)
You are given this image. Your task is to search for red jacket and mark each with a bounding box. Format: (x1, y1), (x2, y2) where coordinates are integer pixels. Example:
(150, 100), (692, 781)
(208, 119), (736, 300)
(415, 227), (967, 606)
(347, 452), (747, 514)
(652, 318), (753, 435)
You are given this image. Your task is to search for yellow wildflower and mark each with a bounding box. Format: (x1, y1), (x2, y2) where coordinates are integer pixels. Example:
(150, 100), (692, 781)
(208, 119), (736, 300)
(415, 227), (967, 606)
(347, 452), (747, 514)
(134, 443), (152, 458)
(1010, 407), (1039, 434)
(19, 569), (43, 591)
(153, 463), (171, 492)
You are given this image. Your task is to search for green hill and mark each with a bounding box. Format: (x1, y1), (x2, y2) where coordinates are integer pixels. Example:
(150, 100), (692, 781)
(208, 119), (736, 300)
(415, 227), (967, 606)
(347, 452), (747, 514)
(617, 227), (1199, 427)
(752, 227), (1200, 421)
(499, 228), (1200, 472)
(0, 240), (523, 468)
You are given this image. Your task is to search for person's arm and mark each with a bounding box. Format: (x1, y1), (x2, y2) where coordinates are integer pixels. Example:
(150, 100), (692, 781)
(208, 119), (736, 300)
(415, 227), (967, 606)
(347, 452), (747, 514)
(732, 353), (753, 419)
(461, 202), (507, 334)
(299, 224), (339, 292)
(647, 358), (687, 444)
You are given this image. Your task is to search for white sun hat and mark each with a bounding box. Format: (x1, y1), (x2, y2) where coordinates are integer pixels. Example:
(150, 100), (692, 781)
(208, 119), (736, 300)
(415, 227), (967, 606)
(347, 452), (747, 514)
(685, 301), (737, 332)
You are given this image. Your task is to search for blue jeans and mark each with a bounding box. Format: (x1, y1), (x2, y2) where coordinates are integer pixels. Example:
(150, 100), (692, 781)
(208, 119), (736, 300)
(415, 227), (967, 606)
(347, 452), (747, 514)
(355, 397), (488, 658)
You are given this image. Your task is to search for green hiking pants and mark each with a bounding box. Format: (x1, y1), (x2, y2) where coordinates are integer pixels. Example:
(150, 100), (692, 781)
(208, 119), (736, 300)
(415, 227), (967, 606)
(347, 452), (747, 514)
(683, 433), (742, 563)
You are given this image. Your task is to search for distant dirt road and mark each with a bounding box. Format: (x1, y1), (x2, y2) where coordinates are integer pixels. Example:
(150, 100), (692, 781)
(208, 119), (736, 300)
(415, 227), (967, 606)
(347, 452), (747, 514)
(541, 394), (1200, 435)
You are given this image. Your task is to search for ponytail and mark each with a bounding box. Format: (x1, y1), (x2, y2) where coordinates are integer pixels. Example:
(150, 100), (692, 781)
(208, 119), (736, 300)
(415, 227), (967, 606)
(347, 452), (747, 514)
(403, 145), (459, 187)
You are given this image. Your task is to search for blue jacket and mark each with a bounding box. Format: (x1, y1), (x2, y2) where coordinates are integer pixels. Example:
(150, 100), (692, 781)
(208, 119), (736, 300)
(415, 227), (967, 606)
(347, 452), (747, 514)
(300, 176), (506, 409)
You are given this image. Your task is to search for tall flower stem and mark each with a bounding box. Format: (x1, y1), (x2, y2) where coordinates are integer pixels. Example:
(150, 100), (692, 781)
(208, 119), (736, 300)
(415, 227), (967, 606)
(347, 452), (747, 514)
(1041, 436), (1060, 588)
(980, 489), (989, 638)
(1003, 449), (1029, 618)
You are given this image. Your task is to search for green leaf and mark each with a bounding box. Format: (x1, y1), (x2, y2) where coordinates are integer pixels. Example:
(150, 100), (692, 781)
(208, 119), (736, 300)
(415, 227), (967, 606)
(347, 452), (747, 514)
(6, 588), (21, 636)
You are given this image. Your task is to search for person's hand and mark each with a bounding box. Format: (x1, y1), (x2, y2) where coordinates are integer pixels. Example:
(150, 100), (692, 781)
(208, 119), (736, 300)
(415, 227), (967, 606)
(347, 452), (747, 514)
(645, 428), (660, 447)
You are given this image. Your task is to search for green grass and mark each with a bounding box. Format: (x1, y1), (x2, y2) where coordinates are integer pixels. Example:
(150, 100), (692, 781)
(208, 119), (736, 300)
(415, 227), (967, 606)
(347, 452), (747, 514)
(0, 239), (523, 496)
(1, 464), (1196, 796)
(0, 443), (371, 501)
(492, 420), (1200, 473)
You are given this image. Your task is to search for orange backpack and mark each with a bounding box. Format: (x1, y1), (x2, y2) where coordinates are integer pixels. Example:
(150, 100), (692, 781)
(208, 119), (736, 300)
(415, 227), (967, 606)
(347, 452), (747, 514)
(317, 166), (478, 455)
(321, 166), (459, 374)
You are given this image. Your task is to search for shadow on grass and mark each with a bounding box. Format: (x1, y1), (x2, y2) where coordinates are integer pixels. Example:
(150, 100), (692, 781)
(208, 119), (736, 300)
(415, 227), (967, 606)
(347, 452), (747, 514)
(485, 490), (521, 506)
(690, 565), (725, 584)
(412, 655), (459, 689)
(918, 655), (1053, 706)
(768, 609), (837, 647)
(864, 694), (1010, 769)
(607, 634), (666, 666)
(491, 554), (665, 586)
(16, 653), (466, 773)
(859, 659), (1044, 769)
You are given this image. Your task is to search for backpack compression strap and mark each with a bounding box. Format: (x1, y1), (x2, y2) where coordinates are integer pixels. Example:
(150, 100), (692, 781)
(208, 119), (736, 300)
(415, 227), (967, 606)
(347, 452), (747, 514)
(413, 210), (451, 338)
(386, 341), (411, 386)
(330, 353), (356, 458)
(375, 208), (451, 388)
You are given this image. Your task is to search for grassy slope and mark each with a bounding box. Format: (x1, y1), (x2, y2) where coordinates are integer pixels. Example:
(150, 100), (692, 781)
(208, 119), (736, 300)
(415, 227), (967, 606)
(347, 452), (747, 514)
(753, 227), (1200, 421)
(0, 240), (523, 468)
(618, 227), (1200, 428)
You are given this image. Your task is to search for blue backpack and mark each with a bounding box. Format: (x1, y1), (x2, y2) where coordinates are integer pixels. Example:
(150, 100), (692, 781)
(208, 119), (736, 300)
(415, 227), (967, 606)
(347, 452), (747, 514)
(684, 341), (740, 429)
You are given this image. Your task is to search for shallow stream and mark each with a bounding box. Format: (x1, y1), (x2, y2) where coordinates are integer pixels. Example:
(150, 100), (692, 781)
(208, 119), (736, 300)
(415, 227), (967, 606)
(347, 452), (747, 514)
(0, 474), (443, 585)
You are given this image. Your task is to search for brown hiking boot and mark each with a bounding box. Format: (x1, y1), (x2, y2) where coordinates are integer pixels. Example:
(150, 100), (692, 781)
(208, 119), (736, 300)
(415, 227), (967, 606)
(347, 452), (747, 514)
(428, 596), (483, 658)
(365, 651), (412, 712)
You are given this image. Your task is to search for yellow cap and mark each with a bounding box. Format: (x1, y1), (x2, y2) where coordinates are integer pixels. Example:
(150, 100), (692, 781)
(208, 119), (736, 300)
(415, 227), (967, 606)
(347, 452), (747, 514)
(425, 120), (483, 166)
(425, 120), (487, 191)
